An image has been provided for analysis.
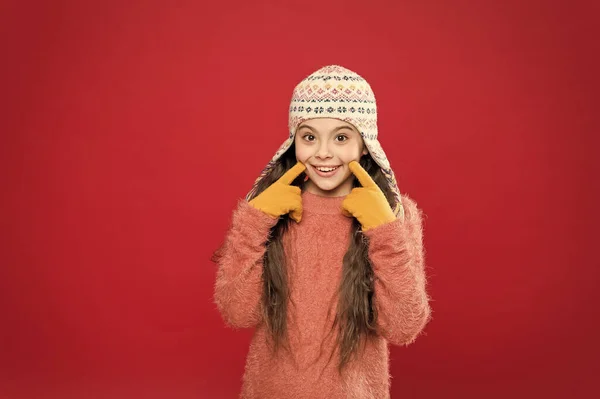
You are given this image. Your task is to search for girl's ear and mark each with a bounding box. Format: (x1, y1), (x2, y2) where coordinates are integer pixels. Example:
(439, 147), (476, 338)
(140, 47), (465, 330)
(362, 147), (369, 156)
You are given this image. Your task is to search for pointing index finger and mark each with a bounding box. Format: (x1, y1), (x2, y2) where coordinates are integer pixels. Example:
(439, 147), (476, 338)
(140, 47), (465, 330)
(278, 161), (306, 185)
(348, 161), (377, 188)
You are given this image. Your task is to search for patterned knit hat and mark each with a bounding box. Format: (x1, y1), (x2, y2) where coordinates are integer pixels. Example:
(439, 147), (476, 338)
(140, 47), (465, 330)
(245, 65), (404, 218)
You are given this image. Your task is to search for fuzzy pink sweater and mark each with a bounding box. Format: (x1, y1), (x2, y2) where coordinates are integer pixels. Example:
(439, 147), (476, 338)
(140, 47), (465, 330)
(214, 191), (431, 398)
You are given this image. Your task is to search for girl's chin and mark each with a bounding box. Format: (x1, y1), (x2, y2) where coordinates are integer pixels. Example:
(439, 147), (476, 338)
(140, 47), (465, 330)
(306, 173), (353, 195)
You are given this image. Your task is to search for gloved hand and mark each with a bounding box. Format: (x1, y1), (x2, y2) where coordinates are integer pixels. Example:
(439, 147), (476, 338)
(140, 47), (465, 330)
(341, 161), (396, 231)
(248, 161), (306, 223)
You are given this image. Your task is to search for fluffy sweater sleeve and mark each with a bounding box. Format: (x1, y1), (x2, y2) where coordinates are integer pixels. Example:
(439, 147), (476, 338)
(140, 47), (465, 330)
(213, 199), (279, 328)
(364, 194), (432, 346)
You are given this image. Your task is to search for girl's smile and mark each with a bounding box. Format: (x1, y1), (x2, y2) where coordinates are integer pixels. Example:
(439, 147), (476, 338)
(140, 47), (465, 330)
(310, 163), (342, 178)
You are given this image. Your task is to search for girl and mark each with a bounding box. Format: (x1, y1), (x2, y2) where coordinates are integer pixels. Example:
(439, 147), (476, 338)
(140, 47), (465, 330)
(212, 65), (431, 398)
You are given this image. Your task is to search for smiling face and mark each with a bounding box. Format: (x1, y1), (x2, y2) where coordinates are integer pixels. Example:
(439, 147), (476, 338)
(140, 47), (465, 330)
(294, 118), (368, 197)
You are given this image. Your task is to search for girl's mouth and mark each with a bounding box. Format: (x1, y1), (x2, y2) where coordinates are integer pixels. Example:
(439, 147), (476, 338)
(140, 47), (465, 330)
(312, 165), (341, 178)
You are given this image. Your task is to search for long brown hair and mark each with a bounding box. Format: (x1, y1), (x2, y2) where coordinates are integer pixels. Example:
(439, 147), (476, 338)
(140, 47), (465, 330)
(224, 142), (398, 372)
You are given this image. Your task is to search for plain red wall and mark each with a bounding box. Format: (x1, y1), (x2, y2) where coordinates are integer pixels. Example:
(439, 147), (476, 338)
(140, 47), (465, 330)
(1, 0), (598, 398)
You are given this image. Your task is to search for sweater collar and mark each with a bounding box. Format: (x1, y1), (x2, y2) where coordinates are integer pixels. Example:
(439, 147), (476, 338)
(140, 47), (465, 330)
(301, 190), (347, 215)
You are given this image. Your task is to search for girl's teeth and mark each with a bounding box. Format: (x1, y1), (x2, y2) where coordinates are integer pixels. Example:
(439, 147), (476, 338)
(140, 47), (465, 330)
(317, 166), (338, 172)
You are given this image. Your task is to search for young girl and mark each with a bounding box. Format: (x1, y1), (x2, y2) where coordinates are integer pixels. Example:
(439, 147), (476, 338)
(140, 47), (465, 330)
(212, 65), (431, 398)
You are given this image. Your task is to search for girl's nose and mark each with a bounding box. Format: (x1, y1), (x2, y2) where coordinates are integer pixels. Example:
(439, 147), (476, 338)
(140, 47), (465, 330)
(315, 142), (332, 158)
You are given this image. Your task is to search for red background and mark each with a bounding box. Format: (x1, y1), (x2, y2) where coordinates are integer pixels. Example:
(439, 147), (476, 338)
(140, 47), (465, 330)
(1, 0), (598, 398)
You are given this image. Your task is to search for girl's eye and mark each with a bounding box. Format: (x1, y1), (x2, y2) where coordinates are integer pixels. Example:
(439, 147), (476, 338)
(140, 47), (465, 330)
(301, 134), (349, 142)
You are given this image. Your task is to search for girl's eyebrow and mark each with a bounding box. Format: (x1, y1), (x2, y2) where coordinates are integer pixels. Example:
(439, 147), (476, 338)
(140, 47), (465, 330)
(297, 125), (354, 133)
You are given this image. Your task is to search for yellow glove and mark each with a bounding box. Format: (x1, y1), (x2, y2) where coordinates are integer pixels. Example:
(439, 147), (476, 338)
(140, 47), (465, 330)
(341, 161), (396, 231)
(248, 161), (306, 223)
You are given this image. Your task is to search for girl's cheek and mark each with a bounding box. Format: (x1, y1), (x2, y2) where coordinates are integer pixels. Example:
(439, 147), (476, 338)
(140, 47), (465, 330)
(294, 147), (308, 163)
(340, 153), (361, 165)
(295, 146), (314, 164)
(295, 151), (310, 164)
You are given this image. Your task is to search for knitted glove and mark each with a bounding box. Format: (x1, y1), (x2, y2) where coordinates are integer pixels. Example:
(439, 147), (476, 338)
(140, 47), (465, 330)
(248, 161), (306, 223)
(341, 161), (396, 231)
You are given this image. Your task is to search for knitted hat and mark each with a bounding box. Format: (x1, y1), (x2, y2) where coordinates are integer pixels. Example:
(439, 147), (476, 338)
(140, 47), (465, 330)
(245, 65), (404, 218)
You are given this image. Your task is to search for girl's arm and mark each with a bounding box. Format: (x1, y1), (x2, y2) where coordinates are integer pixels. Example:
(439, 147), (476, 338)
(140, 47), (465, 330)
(364, 194), (432, 346)
(213, 199), (278, 328)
